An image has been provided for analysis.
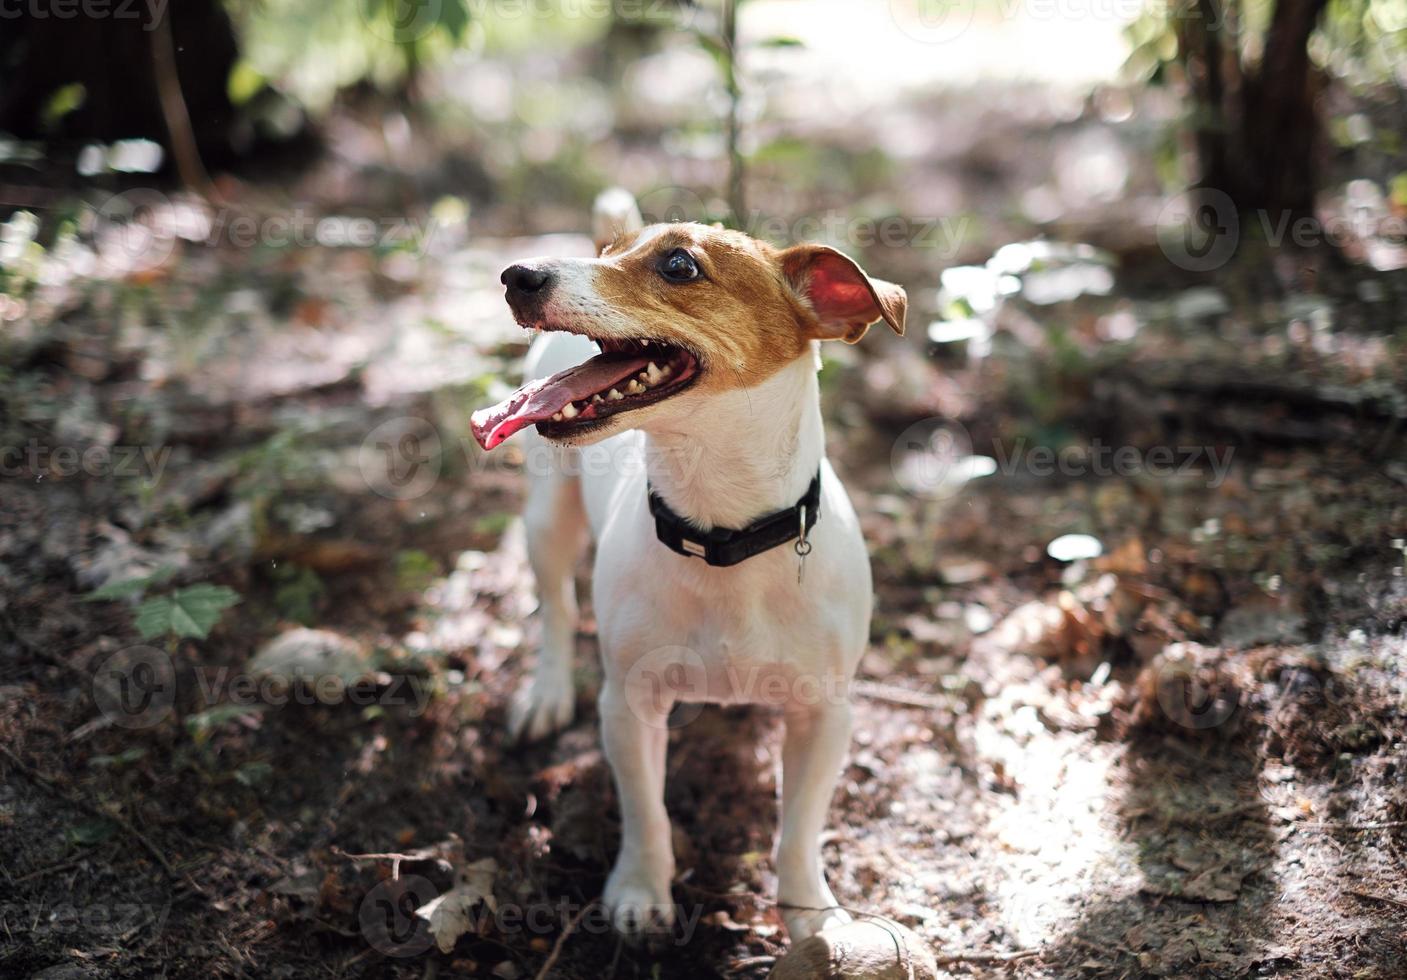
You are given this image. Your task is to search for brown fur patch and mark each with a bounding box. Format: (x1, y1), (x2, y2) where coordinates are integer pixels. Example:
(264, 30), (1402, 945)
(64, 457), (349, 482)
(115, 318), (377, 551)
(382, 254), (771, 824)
(593, 224), (903, 394)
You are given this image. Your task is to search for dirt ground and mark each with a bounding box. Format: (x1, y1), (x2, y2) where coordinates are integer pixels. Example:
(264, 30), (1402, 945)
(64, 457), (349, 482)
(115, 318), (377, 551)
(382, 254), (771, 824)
(3, 73), (1407, 980)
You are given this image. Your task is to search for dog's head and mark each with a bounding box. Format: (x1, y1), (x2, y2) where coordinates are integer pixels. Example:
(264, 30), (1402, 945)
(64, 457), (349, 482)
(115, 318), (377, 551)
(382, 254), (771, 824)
(470, 221), (906, 450)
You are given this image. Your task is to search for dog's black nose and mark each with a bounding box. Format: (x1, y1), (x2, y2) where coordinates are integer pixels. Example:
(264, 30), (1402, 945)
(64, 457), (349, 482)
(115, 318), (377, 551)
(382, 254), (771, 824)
(501, 264), (554, 296)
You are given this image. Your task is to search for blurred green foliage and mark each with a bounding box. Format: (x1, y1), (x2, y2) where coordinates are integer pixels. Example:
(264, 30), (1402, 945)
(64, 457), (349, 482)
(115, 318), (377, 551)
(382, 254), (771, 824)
(1125, 0), (1406, 90)
(226, 0), (473, 110)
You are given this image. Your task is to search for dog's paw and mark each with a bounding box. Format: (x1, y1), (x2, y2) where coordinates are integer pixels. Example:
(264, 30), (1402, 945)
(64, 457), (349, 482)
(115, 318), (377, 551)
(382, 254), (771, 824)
(603, 868), (675, 940)
(782, 902), (851, 943)
(507, 673), (574, 744)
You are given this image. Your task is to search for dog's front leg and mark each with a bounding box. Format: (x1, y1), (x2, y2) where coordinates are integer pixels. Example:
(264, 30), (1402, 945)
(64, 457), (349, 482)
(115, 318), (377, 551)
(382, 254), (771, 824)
(777, 698), (853, 941)
(600, 680), (677, 937)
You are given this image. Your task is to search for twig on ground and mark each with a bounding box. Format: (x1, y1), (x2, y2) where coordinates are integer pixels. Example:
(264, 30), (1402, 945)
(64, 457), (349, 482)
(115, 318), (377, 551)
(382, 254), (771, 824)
(12, 857), (83, 884)
(533, 898), (598, 980)
(853, 680), (952, 710)
(1345, 889), (1407, 910)
(331, 844), (446, 880)
(933, 948), (1042, 966)
(0, 744), (206, 895)
(1165, 801), (1266, 828)
(1303, 820), (1407, 832)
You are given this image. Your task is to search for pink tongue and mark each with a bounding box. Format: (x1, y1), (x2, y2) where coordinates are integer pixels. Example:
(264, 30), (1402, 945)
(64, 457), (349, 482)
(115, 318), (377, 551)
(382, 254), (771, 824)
(471, 353), (650, 450)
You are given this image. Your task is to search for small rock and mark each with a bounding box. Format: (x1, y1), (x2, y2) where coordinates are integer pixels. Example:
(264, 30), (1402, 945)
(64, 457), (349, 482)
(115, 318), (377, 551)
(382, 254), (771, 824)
(249, 628), (369, 685)
(770, 920), (940, 980)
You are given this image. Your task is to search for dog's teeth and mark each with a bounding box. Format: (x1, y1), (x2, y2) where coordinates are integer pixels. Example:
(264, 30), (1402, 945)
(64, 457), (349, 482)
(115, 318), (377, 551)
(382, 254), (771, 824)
(645, 362), (663, 383)
(626, 379), (644, 394)
(591, 394), (604, 404)
(659, 364), (672, 378)
(561, 403), (579, 419)
(607, 388), (624, 401)
(552, 412), (564, 421)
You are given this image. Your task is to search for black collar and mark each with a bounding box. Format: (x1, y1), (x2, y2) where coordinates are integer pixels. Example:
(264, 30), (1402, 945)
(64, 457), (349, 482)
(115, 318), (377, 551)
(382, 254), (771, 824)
(647, 471), (822, 567)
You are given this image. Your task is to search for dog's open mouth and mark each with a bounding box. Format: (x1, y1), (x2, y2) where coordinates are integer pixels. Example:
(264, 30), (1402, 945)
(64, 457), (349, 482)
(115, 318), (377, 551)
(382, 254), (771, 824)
(471, 337), (700, 450)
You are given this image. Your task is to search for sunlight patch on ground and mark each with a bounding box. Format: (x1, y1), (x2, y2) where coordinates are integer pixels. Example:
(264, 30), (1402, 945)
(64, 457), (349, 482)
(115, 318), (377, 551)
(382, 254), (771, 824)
(972, 679), (1136, 949)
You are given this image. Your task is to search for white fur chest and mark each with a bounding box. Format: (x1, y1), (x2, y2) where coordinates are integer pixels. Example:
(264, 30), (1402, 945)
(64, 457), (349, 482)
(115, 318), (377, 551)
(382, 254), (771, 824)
(580, 435), (872, 709)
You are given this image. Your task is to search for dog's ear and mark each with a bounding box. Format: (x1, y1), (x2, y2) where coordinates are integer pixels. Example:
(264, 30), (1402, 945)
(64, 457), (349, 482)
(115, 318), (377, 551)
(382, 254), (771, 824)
(592, 187), (643, 254)
(780, 245), (907, 344)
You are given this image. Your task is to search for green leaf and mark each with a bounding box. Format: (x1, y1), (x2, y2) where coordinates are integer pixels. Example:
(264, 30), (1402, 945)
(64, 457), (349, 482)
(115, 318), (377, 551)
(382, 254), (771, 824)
(89, 747), (147, 768)
(135, 584), (241, 640)
(66, 817), (117, 846)
(227, 60), (266, 107)
(42, 83), (86, 130)
(186, 703), (265, 746)
(692, 31), (733, 73)
(437, 0), (470, 41)
(272, 563), (324, 626)
(234, 760), (274, 787)
(84, 564), (178, 602)
(1390, 172), (1407, 210)
(394, 549), (440, 593)
(754, 35), (804, 49)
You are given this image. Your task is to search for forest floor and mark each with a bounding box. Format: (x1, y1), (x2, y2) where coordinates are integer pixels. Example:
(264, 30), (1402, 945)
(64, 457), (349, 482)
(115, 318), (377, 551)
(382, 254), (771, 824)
(3, 80), (1407, 980)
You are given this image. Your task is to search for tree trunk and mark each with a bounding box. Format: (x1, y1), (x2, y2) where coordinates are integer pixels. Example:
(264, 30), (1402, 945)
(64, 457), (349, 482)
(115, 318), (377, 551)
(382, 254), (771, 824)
(1177, 0), (1330, 217)
(0, 0), (239, 172)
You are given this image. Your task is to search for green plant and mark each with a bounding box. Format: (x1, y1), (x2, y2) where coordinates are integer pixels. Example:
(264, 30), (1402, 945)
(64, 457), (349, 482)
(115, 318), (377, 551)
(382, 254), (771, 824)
(690, 0), (805, 224)
(272, 562), (325, 625)
(394, 549), (440, 593)
(134, 584), (242, 641)
(88, 573), (241, 641)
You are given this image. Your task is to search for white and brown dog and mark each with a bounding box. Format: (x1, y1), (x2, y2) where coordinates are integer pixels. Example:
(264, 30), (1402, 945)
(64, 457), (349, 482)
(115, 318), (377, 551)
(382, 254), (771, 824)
(471, 190), (906, 943)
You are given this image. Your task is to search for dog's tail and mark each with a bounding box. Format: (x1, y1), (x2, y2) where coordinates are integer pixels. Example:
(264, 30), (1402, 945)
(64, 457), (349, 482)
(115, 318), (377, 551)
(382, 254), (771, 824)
(591, 187), (643, 253)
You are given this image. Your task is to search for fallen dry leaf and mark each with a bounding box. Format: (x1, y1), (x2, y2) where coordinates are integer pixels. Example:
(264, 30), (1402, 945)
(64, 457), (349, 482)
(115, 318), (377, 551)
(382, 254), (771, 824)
(416, 857), (499, 953)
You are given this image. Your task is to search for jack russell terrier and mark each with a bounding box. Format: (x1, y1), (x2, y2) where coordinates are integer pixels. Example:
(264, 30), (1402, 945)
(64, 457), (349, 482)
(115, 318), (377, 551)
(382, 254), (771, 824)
(471, 190), (906, 943)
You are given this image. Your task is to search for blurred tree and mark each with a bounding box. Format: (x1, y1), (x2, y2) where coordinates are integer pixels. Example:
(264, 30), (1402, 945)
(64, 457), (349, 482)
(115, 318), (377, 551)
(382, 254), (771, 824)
(0, 0), (473, 186)
(1134, 0), (1403, 217)
(1174, 0), (1330, 216)
(0, 1), (239, 182)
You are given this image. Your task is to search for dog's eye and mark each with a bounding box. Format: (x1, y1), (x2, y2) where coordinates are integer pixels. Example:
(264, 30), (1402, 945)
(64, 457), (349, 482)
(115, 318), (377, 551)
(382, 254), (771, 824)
(658, 249), (700, 283)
